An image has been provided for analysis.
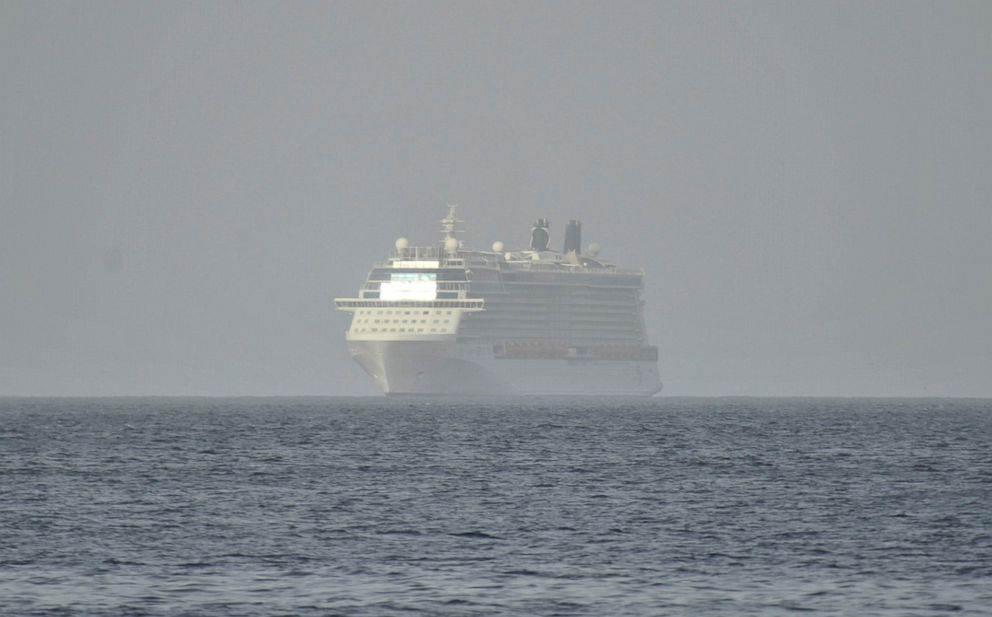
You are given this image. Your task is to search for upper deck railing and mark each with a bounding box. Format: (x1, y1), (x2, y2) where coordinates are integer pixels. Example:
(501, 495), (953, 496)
(334, 298), (484, 311)
(392, 246), (442, 261)
(376, 246), (639, 275)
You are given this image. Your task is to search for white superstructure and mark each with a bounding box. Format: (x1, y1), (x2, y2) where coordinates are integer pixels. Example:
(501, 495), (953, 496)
(335, 206), (662, 396)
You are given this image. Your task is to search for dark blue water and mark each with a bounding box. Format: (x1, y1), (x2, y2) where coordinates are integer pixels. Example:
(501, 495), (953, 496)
(2, 397), (991, 615)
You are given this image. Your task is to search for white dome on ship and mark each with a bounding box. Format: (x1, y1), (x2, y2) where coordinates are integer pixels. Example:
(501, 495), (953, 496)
(492, 241), (504, 253)
(395, 237), (409, 250)
(444, 237), (459, 252)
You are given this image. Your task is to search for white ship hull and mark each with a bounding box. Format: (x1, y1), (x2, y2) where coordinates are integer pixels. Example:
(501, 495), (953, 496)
(336, 207), (664, 397)
(348, 340), (662, 396)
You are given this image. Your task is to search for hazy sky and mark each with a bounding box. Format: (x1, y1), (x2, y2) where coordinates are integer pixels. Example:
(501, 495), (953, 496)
(2, 1), (990, 396)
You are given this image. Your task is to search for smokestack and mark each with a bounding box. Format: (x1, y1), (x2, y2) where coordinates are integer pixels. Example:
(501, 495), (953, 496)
(563, 219), (581, 254)
(530, 218), (550, 251)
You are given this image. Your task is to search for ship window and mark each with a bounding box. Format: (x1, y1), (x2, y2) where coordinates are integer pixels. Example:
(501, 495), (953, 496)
(391, 272), (436, 283)
(423, 311), (429, 315)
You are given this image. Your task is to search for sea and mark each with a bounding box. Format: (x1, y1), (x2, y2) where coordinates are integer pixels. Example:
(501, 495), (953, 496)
(2, 397), (991, 616)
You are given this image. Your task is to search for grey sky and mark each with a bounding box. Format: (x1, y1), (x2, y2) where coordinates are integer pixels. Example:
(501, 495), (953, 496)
(2, 1), (990, 396)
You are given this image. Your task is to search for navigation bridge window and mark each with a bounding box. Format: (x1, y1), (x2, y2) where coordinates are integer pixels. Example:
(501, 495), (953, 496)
(380, 272), (437, 301)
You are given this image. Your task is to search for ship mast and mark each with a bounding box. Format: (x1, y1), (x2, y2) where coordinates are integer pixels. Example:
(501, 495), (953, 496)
(440, 204), (464, 240)
(440, 204), (464, 255)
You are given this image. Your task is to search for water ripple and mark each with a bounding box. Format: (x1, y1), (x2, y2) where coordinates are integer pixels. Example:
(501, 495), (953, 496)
(1, 396), (991, 615)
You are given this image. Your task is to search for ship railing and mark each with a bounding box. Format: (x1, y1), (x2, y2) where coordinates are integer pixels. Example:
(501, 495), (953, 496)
(504, 261), (639, 275)
(392, 246), (442, 260)
(492, 342), (657, 361)
(334, 298), (484, 311)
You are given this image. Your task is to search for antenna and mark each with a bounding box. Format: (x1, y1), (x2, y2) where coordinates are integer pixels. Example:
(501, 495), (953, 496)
(439, 204), (464, 240)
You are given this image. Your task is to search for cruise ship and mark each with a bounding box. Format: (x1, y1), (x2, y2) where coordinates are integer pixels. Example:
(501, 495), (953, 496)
(335, 206), (662, 396)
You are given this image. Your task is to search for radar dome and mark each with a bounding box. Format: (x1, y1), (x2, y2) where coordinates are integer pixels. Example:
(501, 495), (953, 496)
(395, 237), (409, 250)
(492, 241), (504, 253)
(587, 242), (600, 256)
(444, 237), (459, 252)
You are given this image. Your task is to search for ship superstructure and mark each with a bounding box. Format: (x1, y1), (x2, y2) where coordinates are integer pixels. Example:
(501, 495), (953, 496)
(334, 206), (662, 396)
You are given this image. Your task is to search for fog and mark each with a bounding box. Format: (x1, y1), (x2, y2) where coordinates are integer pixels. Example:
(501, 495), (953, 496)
(2, 1), (990, 396)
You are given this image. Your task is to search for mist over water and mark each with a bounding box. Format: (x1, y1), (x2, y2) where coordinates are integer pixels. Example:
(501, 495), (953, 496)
(4, 3), (991, 615)
(3, 397), (991, 615)
(2, 2), (991, 397)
